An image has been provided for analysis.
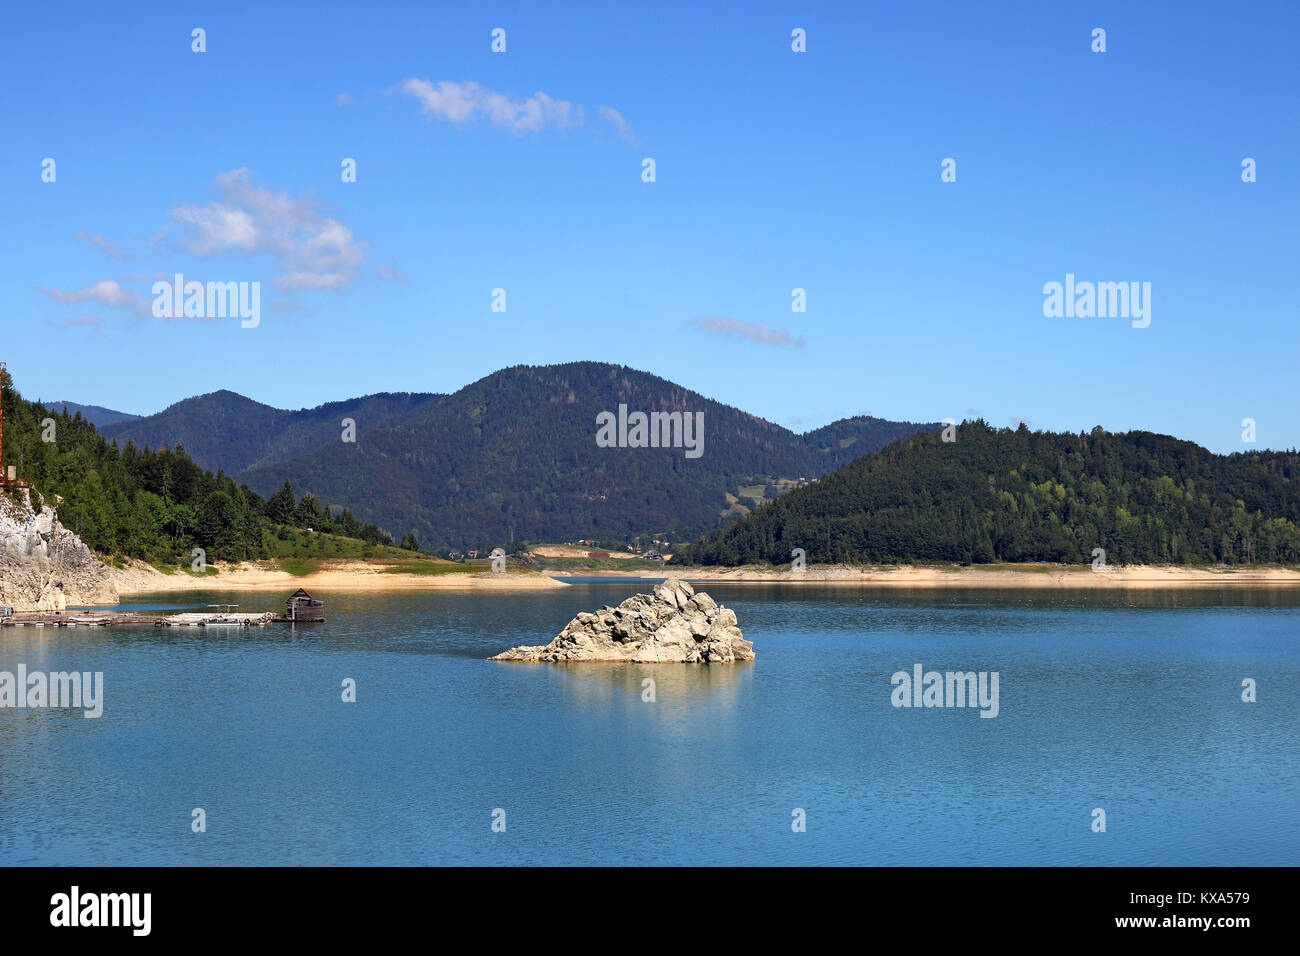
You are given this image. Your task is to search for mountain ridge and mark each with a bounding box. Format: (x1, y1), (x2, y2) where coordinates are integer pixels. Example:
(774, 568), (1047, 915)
(36, 400), (142, 429)
(93, 361), (944, 550)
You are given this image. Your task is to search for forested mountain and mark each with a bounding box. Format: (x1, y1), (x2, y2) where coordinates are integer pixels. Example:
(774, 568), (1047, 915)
(2, 368), (400, 565)
(671, 421), (1300, 567)
(100, 389), (440, 475)
(36, 401), (141, 428)
(92, 362), (941, 551)
(18, 367), (1299, 567)
(802, 415), (945, 459)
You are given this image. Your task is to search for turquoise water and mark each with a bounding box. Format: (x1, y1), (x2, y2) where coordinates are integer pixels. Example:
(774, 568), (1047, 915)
(2, 584), (1297, 865)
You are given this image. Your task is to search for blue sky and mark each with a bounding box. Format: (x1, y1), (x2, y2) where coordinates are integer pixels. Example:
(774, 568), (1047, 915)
(4, 0), (1297, 452)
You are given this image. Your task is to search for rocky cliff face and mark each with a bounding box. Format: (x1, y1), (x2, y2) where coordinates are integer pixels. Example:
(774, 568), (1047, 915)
(0, 492), (117, 611)
(490, 577), (754, 663)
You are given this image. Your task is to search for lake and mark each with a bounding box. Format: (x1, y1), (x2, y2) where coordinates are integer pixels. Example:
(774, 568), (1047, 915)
(2, 583), (1297, 865)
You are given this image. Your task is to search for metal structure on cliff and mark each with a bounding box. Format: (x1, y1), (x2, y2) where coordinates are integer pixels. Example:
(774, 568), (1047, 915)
(0, 360), (7, 485)
(0, 362), (31, 488)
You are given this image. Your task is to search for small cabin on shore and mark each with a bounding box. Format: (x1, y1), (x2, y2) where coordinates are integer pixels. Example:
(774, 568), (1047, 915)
(285, 588), (324, 622)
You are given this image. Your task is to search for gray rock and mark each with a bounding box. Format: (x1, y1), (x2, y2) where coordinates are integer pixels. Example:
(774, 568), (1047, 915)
(690, 592), (717, 613)
(0, 491), (117, 611)
(490, 578), (753, 664)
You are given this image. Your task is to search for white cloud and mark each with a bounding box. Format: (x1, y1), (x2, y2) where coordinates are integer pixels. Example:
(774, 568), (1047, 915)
(398, 79), (587, 134)
(36, 279), (149, 317)
(168, 168), (367, 292)
(48, 172), (369, 320)
(170, 203), (258, 254)
(275, 271), (352, 292)
(596, 106), (634, 142)
(689, 316), (806, 348)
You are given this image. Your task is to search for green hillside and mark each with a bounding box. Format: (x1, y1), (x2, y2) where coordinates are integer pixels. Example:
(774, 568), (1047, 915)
(1, 368), (407, 566)
(670, 421), (1300, 567)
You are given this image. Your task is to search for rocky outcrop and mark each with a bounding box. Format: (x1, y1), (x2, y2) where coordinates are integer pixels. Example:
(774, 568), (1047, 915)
(0, 491), (117, 611)
(490, 577), (754, 663)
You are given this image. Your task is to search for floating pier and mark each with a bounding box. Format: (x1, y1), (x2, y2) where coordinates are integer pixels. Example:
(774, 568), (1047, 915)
(1, 610), (280, 628)
(0, 592), (324, 628)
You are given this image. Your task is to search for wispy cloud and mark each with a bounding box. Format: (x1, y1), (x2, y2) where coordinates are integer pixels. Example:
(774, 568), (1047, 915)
(689, 316), (806, 348)
(168, 168), (367, 293)
(397, 79), (603, 135)
(36, 279), (150, 317)
(275, 271), (351, 292)
(269, 298), (315, 315)
(43, 314), (103, 329)
(596, 106), (634, 142)
(376, 265), (410, 283)
(48, 172), (371, 324)
(73, 232), (137, 262)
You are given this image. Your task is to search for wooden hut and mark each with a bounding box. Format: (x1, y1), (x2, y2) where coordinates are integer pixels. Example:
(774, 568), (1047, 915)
(285, 588), (325, 622)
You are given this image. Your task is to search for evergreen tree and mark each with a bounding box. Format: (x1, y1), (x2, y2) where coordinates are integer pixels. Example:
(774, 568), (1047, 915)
(267, 480), (295, 524)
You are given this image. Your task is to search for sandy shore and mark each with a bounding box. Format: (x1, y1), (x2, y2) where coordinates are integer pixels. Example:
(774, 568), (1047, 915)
(109, 560), (568, 596)
(572, 564), (1300, 588)
(102, 559), (1300, 601)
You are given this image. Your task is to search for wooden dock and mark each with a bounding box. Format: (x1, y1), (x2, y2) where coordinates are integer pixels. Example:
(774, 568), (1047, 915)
(0, 591), (324, 628)
(1, 610), (296, 628)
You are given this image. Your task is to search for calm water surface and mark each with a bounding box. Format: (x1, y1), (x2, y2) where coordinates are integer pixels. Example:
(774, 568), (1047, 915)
(2, 584), (1297, 865)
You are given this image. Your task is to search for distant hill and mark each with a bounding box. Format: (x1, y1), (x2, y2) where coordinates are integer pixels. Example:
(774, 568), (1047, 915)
(37, 400), (141, 429)
(802, 415), (948, 459)
(101, 390), (442, 474)
(97, 362), (942, 550)
(671, 421), (1300, 567)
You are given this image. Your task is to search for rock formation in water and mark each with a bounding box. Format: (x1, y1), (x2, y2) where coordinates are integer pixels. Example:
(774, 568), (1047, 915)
(490, 577), (754, 663)
(0, 491), (117, 611)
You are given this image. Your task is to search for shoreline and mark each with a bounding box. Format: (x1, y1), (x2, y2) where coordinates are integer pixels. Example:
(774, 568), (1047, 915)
(101, 560), (1300, 600)
(108, 560), (569, 598)
(556, 564), (1300, 589)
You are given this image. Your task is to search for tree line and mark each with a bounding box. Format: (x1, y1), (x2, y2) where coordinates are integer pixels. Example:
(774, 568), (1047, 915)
(1, 369), (403, 565)
(671, 421), (1300, 567)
